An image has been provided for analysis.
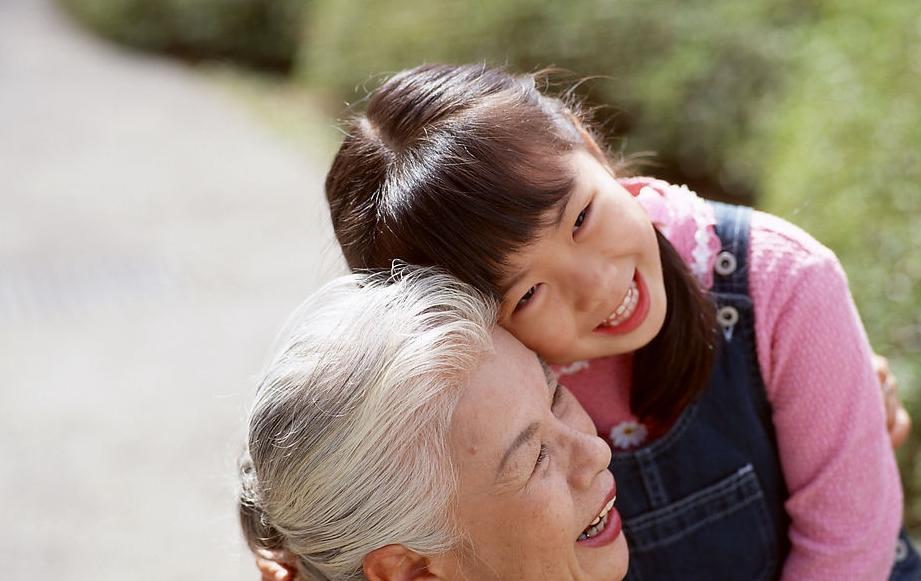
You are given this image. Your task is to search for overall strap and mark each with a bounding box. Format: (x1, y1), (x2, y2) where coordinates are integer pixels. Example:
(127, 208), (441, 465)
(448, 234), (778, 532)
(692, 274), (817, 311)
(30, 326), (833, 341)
(707, 201), (777, 459)
(613, 201), (791, 581)
(710, 201), (753, 297)
(709, 202), (754, 343)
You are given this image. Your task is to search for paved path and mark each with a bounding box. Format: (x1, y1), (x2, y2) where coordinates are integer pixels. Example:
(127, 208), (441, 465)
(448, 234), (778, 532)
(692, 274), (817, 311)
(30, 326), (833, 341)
(0, 2), (345, 579)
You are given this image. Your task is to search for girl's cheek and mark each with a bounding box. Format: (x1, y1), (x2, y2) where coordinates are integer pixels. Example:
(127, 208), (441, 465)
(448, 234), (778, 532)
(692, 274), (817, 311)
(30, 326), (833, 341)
(503, 315), (544, 349)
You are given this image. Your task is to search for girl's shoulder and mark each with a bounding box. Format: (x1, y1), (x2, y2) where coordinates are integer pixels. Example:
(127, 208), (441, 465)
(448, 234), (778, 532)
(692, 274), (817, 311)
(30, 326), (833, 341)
(738, 211), (856, 403)
(619, 177), (720, 287)
(622, 176), (844, 289)
(748, 210), (843, 285)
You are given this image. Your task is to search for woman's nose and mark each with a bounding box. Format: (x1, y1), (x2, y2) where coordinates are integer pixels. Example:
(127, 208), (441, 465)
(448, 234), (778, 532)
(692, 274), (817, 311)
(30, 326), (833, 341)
(567, 430), (613, 489)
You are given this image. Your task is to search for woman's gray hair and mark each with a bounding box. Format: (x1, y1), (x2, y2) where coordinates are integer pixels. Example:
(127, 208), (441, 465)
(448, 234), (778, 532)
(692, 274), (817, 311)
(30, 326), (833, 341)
(238, 266), (497, 580)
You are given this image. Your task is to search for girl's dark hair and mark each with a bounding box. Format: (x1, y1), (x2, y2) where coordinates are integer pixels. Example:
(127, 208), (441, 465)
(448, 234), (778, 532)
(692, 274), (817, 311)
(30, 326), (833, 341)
(325, 63), (715, 422)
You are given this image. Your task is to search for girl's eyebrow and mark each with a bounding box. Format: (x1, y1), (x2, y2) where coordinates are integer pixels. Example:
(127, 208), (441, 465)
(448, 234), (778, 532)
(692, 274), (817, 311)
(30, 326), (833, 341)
(500, 267), (530, 296)
(498, 188), (579, 297)
(550, 187), (576, 229)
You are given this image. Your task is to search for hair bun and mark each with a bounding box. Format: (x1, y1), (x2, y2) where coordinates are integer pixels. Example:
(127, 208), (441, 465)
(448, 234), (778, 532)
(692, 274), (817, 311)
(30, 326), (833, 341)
(238, 450), (286, 553)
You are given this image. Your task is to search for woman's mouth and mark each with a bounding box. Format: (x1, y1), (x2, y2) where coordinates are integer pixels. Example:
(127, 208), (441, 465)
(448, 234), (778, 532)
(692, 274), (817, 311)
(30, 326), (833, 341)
(594, 270), (651, 336)
(577, 488), (622, 547)
(578, 496), (616, 541)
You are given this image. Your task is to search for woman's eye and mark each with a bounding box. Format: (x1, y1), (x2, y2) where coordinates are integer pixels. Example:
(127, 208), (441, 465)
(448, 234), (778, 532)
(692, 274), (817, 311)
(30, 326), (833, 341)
(573, 204), (591, 233)
(535, 444), (549, 469)
(515, 285), (537, 311)
(551, 383), (563, 411)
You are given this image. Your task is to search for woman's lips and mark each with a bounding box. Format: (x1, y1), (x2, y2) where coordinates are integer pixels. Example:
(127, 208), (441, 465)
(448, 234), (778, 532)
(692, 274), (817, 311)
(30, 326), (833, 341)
(593, 270), (651, 336)
(577, 485), (622, 548)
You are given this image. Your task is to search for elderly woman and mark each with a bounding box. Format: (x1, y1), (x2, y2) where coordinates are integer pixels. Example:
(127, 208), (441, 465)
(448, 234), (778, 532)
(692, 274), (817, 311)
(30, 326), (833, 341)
(238, 267), (629, 581)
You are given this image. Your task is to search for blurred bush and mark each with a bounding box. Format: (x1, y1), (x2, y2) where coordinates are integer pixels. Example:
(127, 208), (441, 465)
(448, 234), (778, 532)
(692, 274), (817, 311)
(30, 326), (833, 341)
(63, 0), (921, 530)
(297, 0), (921, 529)
(60, 0), (306, 71)
(298, 0), (814, 202)
(754, 0), (921, 526)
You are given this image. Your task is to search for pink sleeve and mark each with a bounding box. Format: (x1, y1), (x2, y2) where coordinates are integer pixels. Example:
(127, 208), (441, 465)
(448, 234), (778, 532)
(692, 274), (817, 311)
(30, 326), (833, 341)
(750, 211), (902, 580)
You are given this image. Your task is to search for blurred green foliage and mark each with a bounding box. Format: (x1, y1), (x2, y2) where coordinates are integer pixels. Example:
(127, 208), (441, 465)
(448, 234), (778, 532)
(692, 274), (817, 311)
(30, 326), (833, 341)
(754, 0), (921, 526)
(60, 0), (306, 70)
(64, 0), (921, 530)
(297, 0), (921, 529)
(299, 0), (813, 201)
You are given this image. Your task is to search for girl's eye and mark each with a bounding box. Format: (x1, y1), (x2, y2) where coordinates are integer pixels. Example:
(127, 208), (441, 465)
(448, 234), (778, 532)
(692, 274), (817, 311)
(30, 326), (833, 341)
(515, 285), (537, 311)
(573, 204), (591, 233)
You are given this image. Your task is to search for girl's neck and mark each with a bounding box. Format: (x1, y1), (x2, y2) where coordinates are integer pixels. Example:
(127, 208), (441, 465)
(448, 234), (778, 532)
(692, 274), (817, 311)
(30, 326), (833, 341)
(558, 353), (635, 434)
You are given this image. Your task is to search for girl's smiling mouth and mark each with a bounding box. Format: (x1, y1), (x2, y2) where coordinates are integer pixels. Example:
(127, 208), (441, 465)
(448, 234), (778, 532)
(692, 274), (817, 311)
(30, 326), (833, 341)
(594, 270), (652, 336)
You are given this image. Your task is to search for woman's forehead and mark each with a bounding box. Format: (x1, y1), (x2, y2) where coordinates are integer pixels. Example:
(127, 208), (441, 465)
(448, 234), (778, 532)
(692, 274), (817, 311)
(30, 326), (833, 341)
(450, 329), (548, 458)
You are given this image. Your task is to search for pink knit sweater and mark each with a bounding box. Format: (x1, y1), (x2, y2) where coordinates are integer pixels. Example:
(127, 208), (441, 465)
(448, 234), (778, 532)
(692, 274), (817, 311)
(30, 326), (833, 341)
(556, 178), (902, 580)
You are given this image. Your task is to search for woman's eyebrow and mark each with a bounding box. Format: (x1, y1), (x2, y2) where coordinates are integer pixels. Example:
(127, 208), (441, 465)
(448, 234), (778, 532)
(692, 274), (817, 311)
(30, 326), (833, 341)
(496, 422), (539, 478)
(539, 358), (556, 386)
(495, 368), (557, 478)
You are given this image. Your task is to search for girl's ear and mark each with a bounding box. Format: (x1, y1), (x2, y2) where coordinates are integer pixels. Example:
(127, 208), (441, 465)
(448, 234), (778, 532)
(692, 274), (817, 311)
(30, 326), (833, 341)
(363, 545), (449, 581)
(579, 127), (609, 167)
(565, 112), (611, 170)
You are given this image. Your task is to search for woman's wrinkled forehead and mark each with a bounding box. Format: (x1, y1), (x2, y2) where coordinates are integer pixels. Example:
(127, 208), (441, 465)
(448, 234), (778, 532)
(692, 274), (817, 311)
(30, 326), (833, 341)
(450, 327), (551, 459)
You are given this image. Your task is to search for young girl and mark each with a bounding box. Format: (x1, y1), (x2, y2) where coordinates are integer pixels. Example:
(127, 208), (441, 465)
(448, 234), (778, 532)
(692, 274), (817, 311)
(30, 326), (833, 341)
(322, 64), (918, 580)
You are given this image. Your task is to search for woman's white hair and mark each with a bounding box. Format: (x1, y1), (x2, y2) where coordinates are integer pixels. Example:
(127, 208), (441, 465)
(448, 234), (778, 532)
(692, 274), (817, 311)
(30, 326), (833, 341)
(239, 265), (497, 580)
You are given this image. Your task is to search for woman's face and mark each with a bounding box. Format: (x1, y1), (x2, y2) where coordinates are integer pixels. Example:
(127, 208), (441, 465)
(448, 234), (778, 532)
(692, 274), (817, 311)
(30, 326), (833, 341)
(499, 149), (667, 364)
(444, 328), (628, 580)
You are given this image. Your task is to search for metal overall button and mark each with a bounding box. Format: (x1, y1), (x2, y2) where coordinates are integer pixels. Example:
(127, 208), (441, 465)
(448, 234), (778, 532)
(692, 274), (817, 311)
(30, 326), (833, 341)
(717, 305), (739, 328)
(717, 305), (740, 341)
(896, 537), (909, 563)
(715, 251), (738, 276)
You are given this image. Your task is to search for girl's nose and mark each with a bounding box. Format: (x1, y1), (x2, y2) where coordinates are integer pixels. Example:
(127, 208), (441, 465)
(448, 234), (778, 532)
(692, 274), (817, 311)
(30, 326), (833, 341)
(568, 260), (616, 314)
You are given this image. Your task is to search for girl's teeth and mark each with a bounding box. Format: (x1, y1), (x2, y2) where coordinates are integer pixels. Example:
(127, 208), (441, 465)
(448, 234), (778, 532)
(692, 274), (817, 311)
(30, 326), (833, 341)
(602, 281), (639, 327)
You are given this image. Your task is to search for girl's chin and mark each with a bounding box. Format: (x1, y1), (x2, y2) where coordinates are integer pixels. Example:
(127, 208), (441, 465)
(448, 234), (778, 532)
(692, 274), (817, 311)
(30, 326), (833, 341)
(543, 305), (667, 363)
(593, 272), (667, 345)
(590, 320), (663, 357)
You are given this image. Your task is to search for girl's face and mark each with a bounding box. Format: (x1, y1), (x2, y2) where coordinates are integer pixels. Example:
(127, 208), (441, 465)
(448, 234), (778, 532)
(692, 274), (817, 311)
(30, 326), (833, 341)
(499, 150), (667, 364)
(445, 328), (628, 580)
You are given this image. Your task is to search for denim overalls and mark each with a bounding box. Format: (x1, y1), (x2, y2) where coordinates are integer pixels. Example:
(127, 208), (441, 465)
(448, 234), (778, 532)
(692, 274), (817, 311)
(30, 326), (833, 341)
(610, 202), (921, 580)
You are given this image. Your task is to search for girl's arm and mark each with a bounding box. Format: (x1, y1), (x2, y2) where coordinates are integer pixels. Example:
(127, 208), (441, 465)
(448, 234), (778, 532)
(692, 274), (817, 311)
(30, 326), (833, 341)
(873, 353), (912, 449)
(750, 210), (901, 581)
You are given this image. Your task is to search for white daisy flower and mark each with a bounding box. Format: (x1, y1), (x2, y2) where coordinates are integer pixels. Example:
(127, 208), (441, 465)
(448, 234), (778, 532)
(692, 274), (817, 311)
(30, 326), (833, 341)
(609, 421), (648, 449)
(558, 360), (590, 376)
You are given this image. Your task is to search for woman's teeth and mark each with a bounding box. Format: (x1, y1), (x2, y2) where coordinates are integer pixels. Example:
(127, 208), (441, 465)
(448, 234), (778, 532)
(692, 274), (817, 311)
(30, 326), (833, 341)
(578, 497), (616, 541)
(600, 281), (639, 328)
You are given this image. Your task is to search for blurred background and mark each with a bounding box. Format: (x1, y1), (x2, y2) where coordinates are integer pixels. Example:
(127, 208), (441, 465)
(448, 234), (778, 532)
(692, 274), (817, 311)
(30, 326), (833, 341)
(2, 0), (920, 578)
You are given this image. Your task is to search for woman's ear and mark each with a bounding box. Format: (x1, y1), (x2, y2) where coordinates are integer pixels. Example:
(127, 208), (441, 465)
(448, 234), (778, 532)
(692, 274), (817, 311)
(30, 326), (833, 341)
(363, 545), (448, 581)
